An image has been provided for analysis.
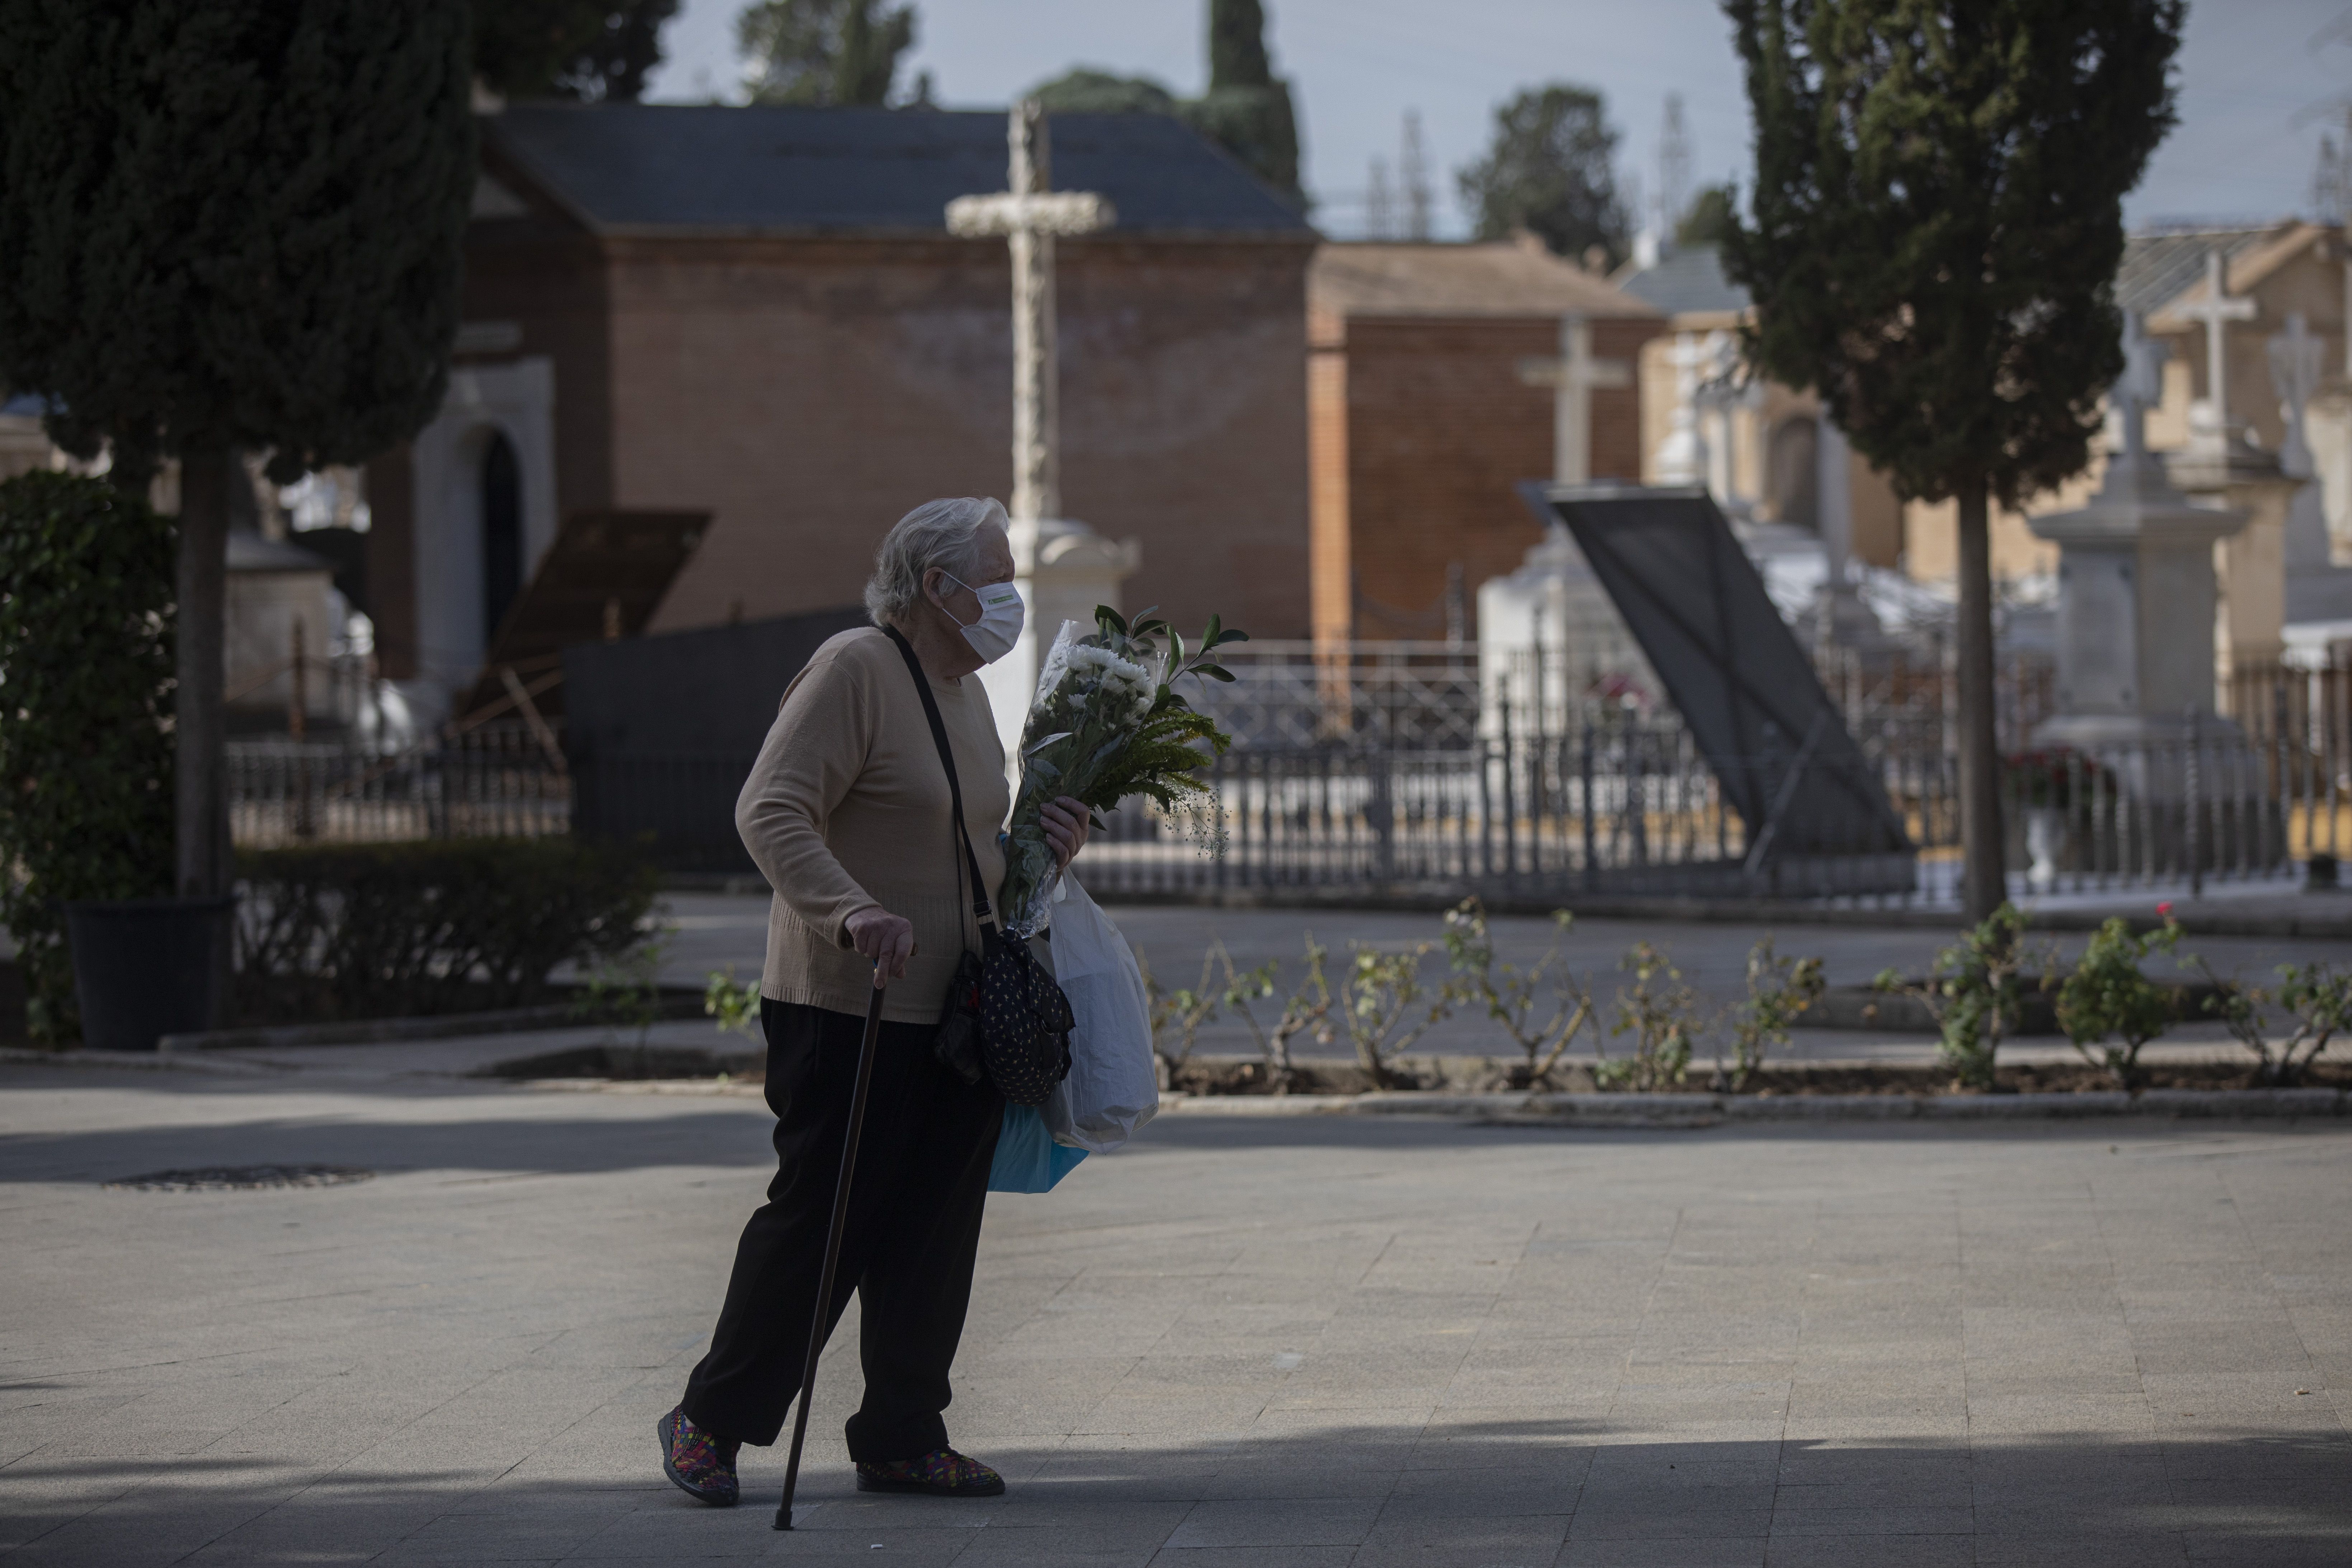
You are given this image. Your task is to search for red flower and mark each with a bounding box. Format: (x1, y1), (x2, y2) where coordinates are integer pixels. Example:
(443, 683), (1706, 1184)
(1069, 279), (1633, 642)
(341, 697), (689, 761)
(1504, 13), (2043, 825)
(2156, 901), (2174, 916)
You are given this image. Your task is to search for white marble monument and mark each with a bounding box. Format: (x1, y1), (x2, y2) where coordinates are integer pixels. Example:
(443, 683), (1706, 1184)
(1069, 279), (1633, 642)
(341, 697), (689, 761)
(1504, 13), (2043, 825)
(2029, 316), (2246, 748)
(1652, 331), (1718, 489)
(2272, 310), (2352, 659)
(947, 102), (1140, 761)
(2167, 251), (2294, 678)
(1480, 317), (1656, 733)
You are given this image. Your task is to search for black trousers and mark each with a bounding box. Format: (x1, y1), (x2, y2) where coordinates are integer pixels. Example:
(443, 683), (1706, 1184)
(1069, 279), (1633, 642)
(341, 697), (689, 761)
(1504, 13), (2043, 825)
(681, 998), (1003, 1460)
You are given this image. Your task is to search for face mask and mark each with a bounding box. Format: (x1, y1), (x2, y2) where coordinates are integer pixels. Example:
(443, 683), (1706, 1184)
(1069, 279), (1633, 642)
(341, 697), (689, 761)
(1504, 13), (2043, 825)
(940, 572), (1024, 664)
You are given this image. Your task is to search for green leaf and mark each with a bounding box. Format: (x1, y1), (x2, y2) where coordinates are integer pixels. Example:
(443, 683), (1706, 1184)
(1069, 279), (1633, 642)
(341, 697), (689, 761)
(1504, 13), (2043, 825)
(1097, 605), (1129, 636)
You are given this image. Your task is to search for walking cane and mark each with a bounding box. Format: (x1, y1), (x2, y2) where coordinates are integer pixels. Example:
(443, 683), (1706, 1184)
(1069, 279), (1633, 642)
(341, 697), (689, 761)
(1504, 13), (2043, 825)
(773, 960), (888, 1531)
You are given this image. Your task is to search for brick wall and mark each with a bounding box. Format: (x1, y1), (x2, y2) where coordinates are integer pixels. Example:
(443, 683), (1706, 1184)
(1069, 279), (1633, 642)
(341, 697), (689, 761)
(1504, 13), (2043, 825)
(371, 202), (1313, 675)
(366, 149), (611, 683)
(604, 234), (1313, 645)
(1310, 312), (1662, 642)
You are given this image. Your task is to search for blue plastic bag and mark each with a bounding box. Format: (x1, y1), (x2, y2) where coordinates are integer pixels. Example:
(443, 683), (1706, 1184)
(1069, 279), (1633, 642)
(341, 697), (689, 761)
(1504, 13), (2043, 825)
(988, 1102), (1087, 1193)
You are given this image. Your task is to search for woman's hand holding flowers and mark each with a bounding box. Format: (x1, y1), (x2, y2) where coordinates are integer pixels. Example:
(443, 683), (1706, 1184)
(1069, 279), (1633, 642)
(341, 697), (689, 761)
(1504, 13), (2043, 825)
(1041, 796), (1091, 872)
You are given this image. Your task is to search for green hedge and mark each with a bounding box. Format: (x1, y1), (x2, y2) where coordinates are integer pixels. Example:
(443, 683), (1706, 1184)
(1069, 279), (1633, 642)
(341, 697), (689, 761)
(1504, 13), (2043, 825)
(0, 472), (177, 1045)
(235, 838), (658, 1022)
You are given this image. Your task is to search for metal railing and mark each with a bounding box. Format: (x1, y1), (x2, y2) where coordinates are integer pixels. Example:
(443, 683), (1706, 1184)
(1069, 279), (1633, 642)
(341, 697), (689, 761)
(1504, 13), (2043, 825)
(227, 648), (2347, 906)
(1185, 640), (1483, 750)
(228, 722), (569, 848)
(1077, 718), (1918, 903)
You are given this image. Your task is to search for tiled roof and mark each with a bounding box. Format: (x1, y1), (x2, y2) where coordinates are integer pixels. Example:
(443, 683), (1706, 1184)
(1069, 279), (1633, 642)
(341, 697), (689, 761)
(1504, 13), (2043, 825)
(1309, 241), (1660, 318)
(486, 104), (1314, 239)
(1612, 245), (1749, 317)
(2116, 225), (2285, 318)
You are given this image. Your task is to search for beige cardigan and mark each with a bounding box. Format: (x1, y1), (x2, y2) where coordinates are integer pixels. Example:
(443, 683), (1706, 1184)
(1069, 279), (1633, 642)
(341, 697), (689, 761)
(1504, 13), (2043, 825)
(736, 626), (1009, 1024)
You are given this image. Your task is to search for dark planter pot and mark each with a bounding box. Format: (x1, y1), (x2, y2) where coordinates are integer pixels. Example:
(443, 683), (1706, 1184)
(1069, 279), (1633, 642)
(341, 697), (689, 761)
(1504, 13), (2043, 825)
(63, 896), (235, 1051)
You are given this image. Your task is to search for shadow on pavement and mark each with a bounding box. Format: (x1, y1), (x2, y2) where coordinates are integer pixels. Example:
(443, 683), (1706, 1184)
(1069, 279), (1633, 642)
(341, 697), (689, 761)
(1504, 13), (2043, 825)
(8, 1074), (2349, 1187)
(0, 1104), (776, 1185)
(5, 1421), (2349, 1566)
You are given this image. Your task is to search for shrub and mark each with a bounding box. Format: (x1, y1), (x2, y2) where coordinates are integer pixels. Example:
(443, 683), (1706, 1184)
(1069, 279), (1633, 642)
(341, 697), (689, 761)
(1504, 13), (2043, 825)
(705, 967), (762, 1037)
(1599, 941), (1704, 1091)
(1721, 938), (1826, 1091)
(1337, 941), (1452, 1089)
(0, 472), (176, 1045)
(2197, 960), (2352, 1087)
(1876, 903), (2045, 1090)
(574, 933), (674, 1051)
(1215, 933), (1330, 1093)
(234, 839), (657, 1022)
(2055, 914), (2183, 1089)
(1440, 897), (1591, 1089)
(1138, 944), (1223, 1086)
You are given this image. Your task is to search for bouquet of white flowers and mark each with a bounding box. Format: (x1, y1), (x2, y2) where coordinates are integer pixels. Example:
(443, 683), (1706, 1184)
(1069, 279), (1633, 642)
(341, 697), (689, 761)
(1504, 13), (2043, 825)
(997, 606), (1246, 937)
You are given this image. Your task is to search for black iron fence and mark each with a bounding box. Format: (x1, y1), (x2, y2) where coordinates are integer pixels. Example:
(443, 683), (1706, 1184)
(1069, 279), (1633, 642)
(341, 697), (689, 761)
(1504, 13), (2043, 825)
(1074, 723), (1919, 902)
(227, 651), (2348, 905)
(227, 722), (568, 848)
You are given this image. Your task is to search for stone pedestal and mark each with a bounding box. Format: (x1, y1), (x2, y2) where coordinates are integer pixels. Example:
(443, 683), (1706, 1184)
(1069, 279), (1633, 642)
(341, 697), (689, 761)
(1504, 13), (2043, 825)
(2168, 438), (2292, 680)
(2032, 447), (2245, 752)
(978, 514), (1140, 763)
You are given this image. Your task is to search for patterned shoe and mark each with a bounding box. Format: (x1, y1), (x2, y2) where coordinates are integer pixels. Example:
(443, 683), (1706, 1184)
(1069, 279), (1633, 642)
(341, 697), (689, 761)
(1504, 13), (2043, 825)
(854, 1448), (1006, 1497)
(658, 1405), (740, 1507)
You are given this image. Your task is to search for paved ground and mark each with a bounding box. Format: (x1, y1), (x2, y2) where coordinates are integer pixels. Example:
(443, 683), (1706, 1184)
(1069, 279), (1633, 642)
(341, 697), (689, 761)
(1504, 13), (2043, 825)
(656, 894), (2349, 1065)
(4, 1058), (2350, 1565)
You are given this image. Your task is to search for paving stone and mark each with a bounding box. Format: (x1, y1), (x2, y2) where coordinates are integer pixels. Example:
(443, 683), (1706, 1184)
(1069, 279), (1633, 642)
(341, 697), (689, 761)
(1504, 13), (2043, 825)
(1159, 1497), (1383, 1549)
(6, 1064), (2351, 1565)
(1759, 1536), (1974, 1567)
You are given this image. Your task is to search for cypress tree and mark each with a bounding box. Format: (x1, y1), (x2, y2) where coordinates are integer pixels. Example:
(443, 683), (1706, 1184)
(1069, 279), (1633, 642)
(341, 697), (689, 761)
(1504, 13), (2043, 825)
(0, 1), (474, 898)
(1721, 0), (2183, 921)
(1189, 0), (1303, 206)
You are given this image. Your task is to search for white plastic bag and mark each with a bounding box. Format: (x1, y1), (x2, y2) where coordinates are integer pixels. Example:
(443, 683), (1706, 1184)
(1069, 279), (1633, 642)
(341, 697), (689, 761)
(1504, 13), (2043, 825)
(1040, 872), (1158, 1154)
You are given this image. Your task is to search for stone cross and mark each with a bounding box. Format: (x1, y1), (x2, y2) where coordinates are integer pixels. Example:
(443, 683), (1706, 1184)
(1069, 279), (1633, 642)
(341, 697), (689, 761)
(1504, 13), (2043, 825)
(2177, 249), (2257, 443)
(946, 101), (1116, 522)
(1516, 316), (1630, 485)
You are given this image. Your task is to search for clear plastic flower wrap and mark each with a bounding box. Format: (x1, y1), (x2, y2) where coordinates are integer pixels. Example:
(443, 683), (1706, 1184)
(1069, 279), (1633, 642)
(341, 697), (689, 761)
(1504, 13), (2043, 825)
(996, 606), (1246, 937)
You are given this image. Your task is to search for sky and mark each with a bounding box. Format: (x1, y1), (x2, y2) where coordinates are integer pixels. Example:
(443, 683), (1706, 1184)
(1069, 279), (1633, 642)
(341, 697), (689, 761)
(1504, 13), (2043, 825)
(644, 0), (2352, 240)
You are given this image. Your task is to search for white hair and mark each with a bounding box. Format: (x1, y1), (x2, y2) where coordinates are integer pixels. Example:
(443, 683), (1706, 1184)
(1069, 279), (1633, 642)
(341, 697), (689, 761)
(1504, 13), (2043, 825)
(865, 496), (1008, 626)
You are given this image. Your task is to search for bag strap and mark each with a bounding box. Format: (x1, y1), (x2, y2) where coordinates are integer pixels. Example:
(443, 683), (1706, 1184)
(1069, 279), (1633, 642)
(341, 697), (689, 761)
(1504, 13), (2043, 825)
(881, 625), (994, 925)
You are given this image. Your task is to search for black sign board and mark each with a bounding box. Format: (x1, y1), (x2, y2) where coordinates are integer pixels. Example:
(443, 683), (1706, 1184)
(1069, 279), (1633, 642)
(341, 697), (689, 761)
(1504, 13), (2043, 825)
(1518, 482), (1911, 867)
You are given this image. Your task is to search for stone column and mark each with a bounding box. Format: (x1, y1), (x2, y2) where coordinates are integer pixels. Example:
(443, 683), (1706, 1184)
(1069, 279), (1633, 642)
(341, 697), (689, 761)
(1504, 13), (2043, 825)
(1808, 414), (1886, 648)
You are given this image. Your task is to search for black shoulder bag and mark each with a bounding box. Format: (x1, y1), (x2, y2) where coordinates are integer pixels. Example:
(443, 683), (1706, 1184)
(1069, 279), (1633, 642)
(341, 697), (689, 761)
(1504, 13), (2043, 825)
(881, 626), (1073, 1107)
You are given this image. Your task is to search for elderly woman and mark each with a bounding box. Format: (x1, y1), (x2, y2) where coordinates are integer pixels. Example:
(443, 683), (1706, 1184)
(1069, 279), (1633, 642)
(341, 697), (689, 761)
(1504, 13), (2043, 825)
(659, 497), (1089, 1508)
